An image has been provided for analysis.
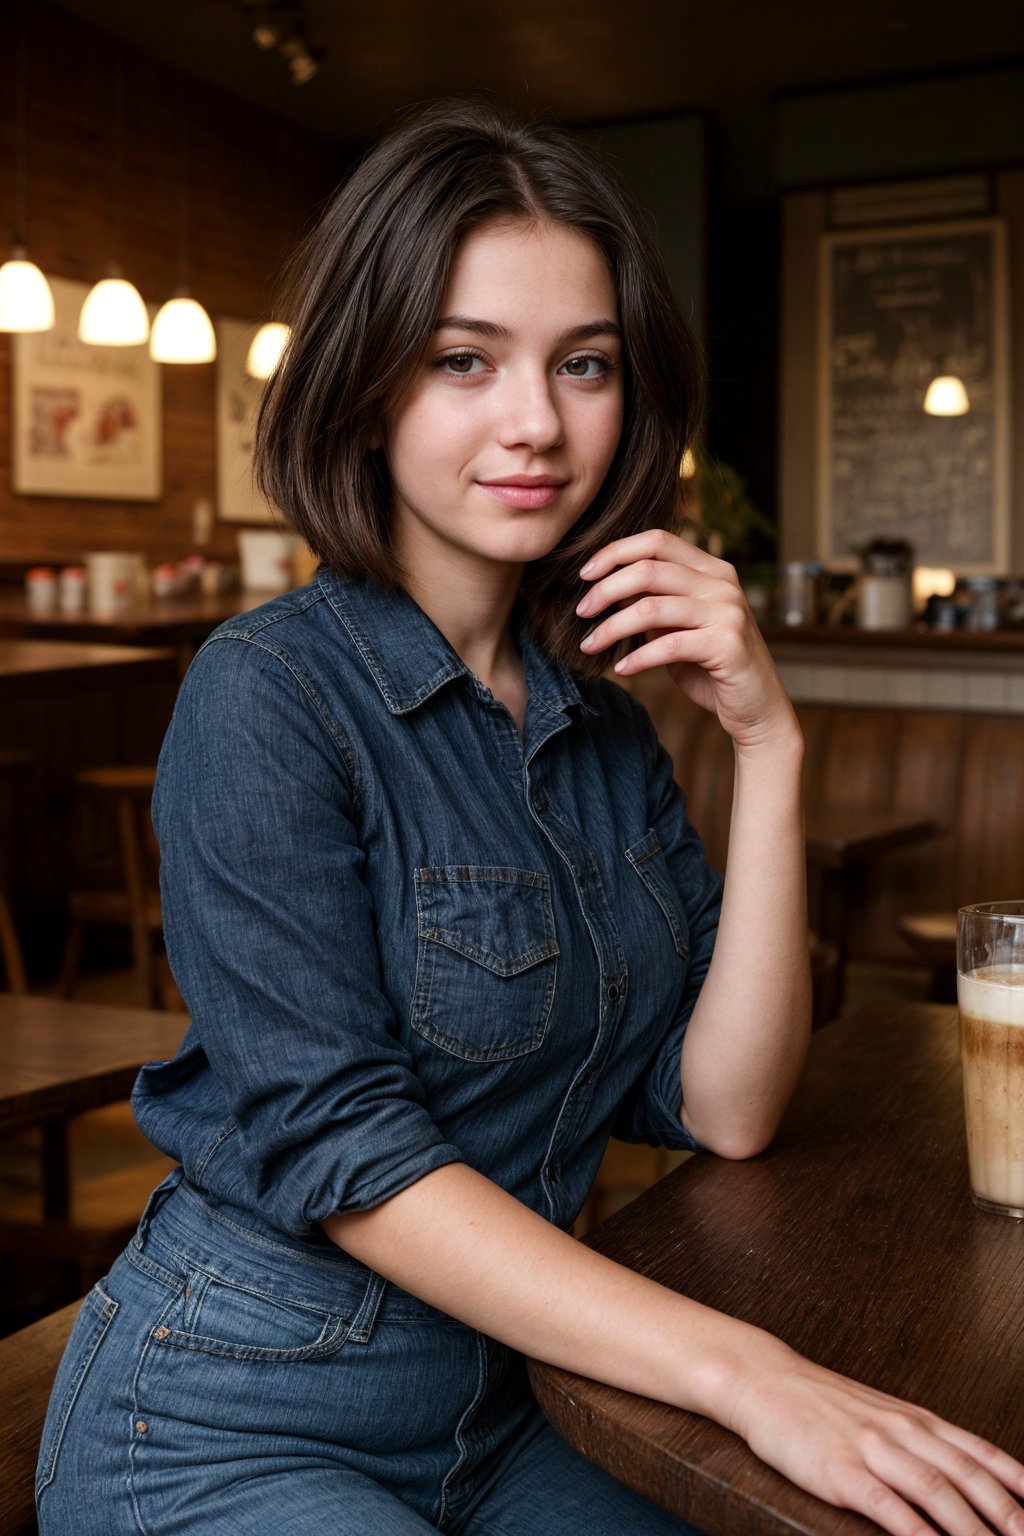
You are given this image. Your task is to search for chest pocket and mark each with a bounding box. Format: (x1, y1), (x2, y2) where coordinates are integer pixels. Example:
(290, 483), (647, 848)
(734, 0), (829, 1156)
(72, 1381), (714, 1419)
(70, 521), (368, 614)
(624, 830), (690, 962)
(411, 866), (559, 1062)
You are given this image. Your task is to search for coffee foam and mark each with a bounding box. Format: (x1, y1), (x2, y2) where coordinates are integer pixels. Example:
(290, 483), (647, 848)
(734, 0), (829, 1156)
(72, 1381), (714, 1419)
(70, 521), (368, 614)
(958, 966), (1024, 1027)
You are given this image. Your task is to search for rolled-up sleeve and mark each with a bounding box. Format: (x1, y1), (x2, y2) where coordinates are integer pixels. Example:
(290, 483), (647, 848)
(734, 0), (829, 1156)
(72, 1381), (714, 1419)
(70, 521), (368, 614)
(611, 692), (723, 1149)
(145, 636), (464, 1236)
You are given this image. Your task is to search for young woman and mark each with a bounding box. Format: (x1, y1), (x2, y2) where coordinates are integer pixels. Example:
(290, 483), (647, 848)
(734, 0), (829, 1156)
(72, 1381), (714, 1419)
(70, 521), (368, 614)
(38, 101), (1024, 1536)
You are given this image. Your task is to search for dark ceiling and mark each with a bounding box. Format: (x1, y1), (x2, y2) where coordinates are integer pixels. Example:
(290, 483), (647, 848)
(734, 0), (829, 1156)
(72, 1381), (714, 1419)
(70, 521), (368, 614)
(47, 0), (1024, 199)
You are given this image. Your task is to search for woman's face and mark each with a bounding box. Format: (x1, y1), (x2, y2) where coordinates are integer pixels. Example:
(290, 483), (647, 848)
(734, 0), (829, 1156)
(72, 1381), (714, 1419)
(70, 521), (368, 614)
(381, 217), (624, 587)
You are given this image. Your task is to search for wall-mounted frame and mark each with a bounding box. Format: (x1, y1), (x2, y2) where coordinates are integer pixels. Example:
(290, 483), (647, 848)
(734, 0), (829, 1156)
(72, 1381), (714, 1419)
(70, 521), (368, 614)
(817, 217), (1011, 571)
(12, 276), (161, 499)
(216, 316), (279, 524)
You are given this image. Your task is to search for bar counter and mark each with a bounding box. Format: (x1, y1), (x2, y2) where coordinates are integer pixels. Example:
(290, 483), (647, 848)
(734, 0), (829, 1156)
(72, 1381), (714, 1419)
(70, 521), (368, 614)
(763, 625), (1024, 715)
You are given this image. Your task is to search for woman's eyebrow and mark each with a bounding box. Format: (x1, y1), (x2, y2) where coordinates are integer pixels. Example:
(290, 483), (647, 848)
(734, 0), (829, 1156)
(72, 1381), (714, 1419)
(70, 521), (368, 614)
(433, 315), (622, 346)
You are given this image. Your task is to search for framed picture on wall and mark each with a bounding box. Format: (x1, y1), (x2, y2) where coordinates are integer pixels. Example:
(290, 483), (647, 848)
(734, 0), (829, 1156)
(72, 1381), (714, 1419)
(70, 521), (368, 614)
(215, 316), (279, 524)
(12, 276), (161, 499)
(817, 217), (1011, 571)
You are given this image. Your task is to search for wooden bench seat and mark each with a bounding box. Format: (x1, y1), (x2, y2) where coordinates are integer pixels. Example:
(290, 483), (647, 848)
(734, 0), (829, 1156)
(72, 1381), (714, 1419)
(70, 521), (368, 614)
(617, 673), (1024, 968)
(0, 1299), (80, 1535)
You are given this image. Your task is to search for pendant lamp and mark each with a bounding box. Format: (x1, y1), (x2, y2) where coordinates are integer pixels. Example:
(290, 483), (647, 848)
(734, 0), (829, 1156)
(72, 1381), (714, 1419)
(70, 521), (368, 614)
(0, 0), (54, 334)
(150, 78), (215, 363)
(923, 376), (970, 417)
(0, 249), (55, 331)
(245, 321), (290, 379)
(79, 272), (150, 345)
(79, 51), (149, 346)
(150, 294), (216, 363)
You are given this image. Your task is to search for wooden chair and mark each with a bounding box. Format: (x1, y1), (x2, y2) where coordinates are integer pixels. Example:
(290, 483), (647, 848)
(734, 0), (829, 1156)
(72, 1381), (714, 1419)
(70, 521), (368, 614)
(0, 1298), (80, 1535)
(55, 767), (164, 1008)
(899, 912), (957, 1001)
(0, 1154), (174, 1304)
(809, 930), (841, 1028)
(0, 750), (30, 994)
(0, 885), (28, 994)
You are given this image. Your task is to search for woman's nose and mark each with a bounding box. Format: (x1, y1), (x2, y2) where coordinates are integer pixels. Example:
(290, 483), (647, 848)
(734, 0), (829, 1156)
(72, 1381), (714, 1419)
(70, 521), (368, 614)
(494, 371), (563, 453)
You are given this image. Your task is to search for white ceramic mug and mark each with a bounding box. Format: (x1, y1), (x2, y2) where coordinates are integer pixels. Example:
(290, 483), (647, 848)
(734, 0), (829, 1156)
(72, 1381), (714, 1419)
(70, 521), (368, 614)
(85, 552), (142, 615)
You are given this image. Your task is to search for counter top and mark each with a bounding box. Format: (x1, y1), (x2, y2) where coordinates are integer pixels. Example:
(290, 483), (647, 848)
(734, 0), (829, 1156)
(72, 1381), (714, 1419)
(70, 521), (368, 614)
(762, 621), (1024, 652)
(0, 589), (263, 643)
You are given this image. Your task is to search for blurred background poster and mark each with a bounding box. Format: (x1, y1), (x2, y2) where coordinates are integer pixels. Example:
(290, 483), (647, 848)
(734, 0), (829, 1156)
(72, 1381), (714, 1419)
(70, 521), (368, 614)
(13, 277), (161, 500)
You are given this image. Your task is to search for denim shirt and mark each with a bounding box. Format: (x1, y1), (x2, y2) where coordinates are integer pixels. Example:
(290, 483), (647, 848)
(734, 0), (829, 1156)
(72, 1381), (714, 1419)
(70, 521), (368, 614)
(135, 570), (723, 1242)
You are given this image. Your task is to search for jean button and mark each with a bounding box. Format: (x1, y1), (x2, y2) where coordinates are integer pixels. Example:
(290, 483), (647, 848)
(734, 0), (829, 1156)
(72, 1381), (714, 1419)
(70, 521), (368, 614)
(606, 982), (621, 1003)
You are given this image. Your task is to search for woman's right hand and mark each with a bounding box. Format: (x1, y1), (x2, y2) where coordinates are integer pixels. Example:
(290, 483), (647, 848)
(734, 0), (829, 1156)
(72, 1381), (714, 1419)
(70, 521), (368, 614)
(724, 1335), (1024, 1536)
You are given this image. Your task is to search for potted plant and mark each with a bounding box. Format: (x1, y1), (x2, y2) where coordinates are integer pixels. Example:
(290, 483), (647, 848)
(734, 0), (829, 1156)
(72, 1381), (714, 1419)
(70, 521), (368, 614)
(680, 449), (777, 620)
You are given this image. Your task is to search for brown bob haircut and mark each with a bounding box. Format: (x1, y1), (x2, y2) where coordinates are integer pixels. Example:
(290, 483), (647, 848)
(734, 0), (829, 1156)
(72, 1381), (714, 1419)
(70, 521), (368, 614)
(254, 98), (705, 678)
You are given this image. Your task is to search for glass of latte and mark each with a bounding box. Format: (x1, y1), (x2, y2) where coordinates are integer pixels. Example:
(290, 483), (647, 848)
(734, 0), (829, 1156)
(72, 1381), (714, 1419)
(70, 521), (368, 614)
(957, 901), (1024, 1218)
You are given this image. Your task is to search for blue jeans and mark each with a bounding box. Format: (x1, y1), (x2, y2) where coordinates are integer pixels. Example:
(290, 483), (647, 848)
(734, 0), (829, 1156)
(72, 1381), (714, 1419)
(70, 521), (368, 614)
(36, 1174), (702, 1534)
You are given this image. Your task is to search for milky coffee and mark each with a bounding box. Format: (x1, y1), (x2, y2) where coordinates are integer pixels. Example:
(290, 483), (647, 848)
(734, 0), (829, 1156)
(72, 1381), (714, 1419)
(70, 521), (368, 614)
(958, 966), (1024, 1216)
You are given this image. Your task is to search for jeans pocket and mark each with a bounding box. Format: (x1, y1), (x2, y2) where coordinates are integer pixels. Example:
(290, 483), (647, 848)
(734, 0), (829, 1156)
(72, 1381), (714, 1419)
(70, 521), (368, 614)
(625, 830), (691, 961)
(412, 865), (559, 1062)
(153, 1274), (351, 1363)
(36, 1281), (119, 1499)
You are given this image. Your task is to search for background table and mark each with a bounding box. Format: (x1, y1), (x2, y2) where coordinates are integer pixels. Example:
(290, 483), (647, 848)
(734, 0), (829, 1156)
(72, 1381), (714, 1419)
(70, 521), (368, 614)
(0, 641), (181, 979)
(803, 809), (940, 997)
(0, 993), (188, 1139)
(529, 1002), (1024, 1536)
(0, 638), (176, 701)
(0, 592), (260, 681)
(0, 993), (187, 1220)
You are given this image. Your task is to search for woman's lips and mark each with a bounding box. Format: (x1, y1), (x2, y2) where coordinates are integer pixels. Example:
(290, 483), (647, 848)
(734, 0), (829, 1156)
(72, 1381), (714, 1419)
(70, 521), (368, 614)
(477, 481), (567, 509)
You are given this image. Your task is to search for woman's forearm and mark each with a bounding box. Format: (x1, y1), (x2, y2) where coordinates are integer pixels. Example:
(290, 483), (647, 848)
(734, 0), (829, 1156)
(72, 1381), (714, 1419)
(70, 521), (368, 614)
(323, 1153), (1024, 1536)
(323, 1160), (778, 1421)
(678, 719), (811, 1158)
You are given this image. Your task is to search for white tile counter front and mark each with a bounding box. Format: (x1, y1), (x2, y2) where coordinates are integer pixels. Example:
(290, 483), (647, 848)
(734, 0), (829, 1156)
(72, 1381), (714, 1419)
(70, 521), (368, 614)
(766, 628), (1024, 715)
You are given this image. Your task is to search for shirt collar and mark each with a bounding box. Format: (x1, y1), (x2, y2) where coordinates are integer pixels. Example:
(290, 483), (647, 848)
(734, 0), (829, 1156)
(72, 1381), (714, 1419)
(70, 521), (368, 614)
(318, 568), (595, 719)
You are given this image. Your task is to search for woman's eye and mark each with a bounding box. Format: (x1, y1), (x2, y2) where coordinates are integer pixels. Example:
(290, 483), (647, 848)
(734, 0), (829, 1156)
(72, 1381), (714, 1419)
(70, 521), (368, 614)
(561, 355), (607, 378)
(439, 353), (483, 375)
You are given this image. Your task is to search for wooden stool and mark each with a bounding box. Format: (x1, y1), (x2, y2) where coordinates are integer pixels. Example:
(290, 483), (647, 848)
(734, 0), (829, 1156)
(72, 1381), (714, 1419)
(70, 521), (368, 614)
(0, 1297), (82, 1535)
(899, 912), (957, 1001)
(56, 767), (164, 1008)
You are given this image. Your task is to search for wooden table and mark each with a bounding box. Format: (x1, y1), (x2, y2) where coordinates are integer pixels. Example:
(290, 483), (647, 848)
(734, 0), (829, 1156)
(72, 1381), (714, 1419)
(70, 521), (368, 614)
(0, 993), (187, 1138)
(529, 1002), (1024, 1536)
(0, 592), (261, 680)
(803, 808), (939, 997)
(0, 638), (176, 701)
(0, 994), (188, 1218)
(0, 641), (180, 972)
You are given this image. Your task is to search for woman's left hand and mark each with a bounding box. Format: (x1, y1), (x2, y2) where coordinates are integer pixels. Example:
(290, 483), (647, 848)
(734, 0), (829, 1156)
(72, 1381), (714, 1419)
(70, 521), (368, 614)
(577, 528), (796, 753)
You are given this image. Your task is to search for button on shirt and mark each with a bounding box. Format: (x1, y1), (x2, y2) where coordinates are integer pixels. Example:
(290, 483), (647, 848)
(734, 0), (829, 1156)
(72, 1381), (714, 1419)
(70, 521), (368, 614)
(135, 572), (723, 1241)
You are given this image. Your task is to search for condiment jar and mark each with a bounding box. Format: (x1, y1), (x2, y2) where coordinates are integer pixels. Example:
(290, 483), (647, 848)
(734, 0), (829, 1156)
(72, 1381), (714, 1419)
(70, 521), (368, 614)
(779, 561), (819, 626)
(25, 566), (57, 615)
(964, 576), (1001, 632)
(856, 538), (913, 630)
(58, 565), (86, 615)
(151, 563), (179, 599)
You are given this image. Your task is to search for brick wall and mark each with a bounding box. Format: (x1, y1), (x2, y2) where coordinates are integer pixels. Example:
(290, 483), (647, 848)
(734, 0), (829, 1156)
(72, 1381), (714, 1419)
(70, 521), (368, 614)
(0, 3), (335, 565)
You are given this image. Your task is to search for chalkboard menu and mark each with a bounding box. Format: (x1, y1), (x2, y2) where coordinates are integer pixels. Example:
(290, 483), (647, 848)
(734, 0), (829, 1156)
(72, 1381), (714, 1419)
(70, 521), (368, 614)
(818, 219), (1009, 570)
